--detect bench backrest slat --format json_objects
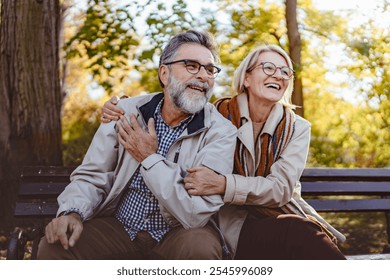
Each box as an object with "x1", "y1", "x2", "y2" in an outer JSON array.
[
  {"x1": 305, "y1": 198, "x2": 390, "y2": 212},
  {"x1": 302, "y1": 168, "x2": 390, "y2": 181},
  {"x1": 18, "y1": 182, "x2": 69, "y2": 197},
  {"x1": 301, "y1": 181, "x2": 390, "y2": 195},
  {"x1": 14, "y1": 202, "x2": 59, "y2": 216},
  {"x1": 14, "y1": 167, "x2": 390, "y2": 217},
  {"x1": 20, "y1": 166, "x2": 75, "y2": 177}
]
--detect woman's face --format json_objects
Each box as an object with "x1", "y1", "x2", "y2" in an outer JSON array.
[{"x1": 244, "y1": 51, "x2": 290, "y2": 105}]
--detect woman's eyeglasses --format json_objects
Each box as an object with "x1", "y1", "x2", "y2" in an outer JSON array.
[{"x1": 251, "y1": 62, "x2": 294, "y2": 80}]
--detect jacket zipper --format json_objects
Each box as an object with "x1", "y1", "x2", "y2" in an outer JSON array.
[{"x1": 168, "y1": 126, "x2": 208, "y2": 164}]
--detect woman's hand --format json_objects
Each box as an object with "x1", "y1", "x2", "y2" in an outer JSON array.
[
  {"x1": 184, "y1": 166, "x2": 226, "y2": 196},
  {"x1": 101, "y1": 96, "x2": 125, "y2": 123}
]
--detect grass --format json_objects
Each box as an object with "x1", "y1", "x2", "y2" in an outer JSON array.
[{"x1": 321, "y1": 212, "x2": 389, "y2": 255}]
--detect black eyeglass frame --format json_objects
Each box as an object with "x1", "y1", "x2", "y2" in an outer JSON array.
[
  {"x1": 164, "y1": 59, "x2": 221, "y2": 79},
  {"x1": 251, "y1": 61, "x2": 294, "y2": 80}
]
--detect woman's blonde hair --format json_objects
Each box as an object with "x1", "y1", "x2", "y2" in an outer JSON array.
[{"x1": 233, "y1": 45, "x2": 296, "y2": 109}]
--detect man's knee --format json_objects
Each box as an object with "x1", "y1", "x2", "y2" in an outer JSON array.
[
  {"x1": 37, "y1": 236, "x2": 73, "y2": 260},
  {"x1": 153, "y1": 226, "x2": 222, "y2": 260},
  {"x1": 181, "y1": 228, "x2": 222, "y2": 259}
]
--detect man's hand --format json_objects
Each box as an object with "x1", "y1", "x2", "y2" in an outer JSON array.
[
  {"x1": 184, "y1": 166, "x2": 227, "y2": 196},
  {"x1": 101, "y1": 96, "x2": 124, "y2": 123},
  {"x1": 117, "y1": 114, "x2": 158, "y2": 162},
  {"x1": 45, "y1": 212, "x2": 83, "y2": 250}
]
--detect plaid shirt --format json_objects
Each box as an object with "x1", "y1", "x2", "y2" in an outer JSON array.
[{"x1": 115, "y1": 99, "x2": 192, "y2": 241}]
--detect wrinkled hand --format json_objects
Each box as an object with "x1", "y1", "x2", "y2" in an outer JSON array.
[
  {"x1": 184, "y1": 166, "x2": 226, "y2": 196},
  {"x1": 101, "y1": 96, "x2": 124, "y2": 123},
  {"x1": 117, "y1": 114, "x2": 158, "y2": 162},
  {"x1": 45, "y1": 212, "x2": 83, "y2": 250}
]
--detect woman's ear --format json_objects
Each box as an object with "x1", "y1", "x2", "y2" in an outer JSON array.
[
  {"x1": 244, "y1": 74, "x2": 250, "y2": 89},
  {"x1": 159, "y1": 65, "x2": 169, "y2": 87}
]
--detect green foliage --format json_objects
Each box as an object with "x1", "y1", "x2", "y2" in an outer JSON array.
[
  {"x1": 218, "y1": 1, "x2": 286, "y2": 64},
  {"x1": 64, "y1": 0, "x2": 140, "y2": 93},
  {"x1": 135, "y1": 0, "x2": 199, "y2": 92},
  {"x1": 62, "y1": 90, "x2": 101, "y2": 166},
  {"x1": 337, "y1": 4, "x2": 390, "y2": 167},
  {"x1": 138, "y1": 68, "x2": 161, "y2": 93},
  {"x1": 322, "y1": 212, "x2": 388, "y2": 255},
  {"x1": 62, "y1": 0, "x2": 389, "y2": 169}
]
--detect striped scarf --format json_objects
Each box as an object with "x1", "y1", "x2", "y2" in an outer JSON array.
[
  {"x1": 214, "y1": 95, "x2": 296, "y2": 217},
  {"x1": 214, "y1": 95, "x2": 296, "y2": 178}
]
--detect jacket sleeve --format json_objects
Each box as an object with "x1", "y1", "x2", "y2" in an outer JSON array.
[
  {"x1": 141, "y1": 119, "x2": 237, "y2": 229},
  {"x1": 223, "y1": 118, "x2": 311, "y2": 207},
  {"x1": 57, "y1": 121, "x2": 119, "y2": 220}
]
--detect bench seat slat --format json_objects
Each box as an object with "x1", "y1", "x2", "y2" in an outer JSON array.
[{"x1": 305, "y1": 198, "x2": 390, "y2": 212}]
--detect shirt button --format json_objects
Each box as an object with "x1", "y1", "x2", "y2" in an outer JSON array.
[{"x1": 144, "y1": 218, "x2": 149, "y2": 224}]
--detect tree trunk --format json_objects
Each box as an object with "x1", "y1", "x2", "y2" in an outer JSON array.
[
  {"x1": 0, "y1": 0, "x2": 62, "y2": 232},
  {"x1": 285, "y1": 0, "x2": 304, "y2": 117}
]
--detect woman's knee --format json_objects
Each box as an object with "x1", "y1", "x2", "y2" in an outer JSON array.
[{"x1": 278, "y1": 215, "x2": 320, "y2": 233}]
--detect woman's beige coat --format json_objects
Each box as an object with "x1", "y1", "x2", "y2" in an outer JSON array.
[{"x1": 218, "y1": 93, "x2": 346, "y2": 257}]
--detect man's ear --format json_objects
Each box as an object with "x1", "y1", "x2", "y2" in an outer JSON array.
[{"x1": 159, "y1": 65, "x2": 169, "y2": 87}]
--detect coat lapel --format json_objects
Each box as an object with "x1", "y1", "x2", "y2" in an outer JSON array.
[{"x1": 236, "y1": 93, "x2": 256, "y2": 170}]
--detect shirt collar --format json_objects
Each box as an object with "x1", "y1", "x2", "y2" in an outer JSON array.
[
  {"x1": 138, "y1": 92, "x2": 206, "y2": 133},
  {"x1": 153, "y1": 98, "x2": 194, "y2": 129}
]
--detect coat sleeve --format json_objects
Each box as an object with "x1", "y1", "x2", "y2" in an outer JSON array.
[
  {"x1": 141, "y1": 118, "x2": 237, "y2": 229},
  {"x1": 57, "y1": 121, "x2": 119, "y2": 220},
  {"x1": 224, "y1": 118, "x2": 311, "y2": 207}
]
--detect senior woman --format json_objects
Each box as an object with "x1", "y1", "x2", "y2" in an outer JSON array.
[{"x1": 101, "y1": 44, "x2": 346, "y2": 260}]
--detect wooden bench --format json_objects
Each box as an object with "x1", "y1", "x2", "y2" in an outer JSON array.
[
  {"x1": 6, "y1": 166, "x2": 74, "y2": 260},
  {"x1": 6, "y1": 166, "x2": 390, "y2": 259},
  {"x1": 300, "y1": 168, "x2": 390, "y2": 259}
]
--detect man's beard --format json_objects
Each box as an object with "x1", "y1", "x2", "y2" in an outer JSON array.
[{"x1": 167, "y1": 75, "x2": 212, "y2": 114}]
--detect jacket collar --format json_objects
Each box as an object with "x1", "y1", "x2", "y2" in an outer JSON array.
[
  {"x1": 237, "y1": 92, "x2": 284, "y2": 137},
  {"x1": 138, "y1": 92, "x2": 206, "y2": 134}
]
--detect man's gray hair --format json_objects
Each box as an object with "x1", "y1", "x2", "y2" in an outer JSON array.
[{"x1": 158, "y1": 30, "x2": 219, "y2": 88}]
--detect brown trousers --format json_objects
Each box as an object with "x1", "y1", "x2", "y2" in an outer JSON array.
[
  {"x1": 235, "y1": 213, "x2": 346, "y2": 260},
  {"x1": 37, "y1": 217, "x2": 221, "y2": 260}
]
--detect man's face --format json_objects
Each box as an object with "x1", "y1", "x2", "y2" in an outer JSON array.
[{"x1": 162, "y1": 44, "x2": 217, "y2": 114}]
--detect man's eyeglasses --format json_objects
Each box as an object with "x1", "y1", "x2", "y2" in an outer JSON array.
[
  {"x1": 164, "y1": 59, "x2": 221, "y2": 79},
  {"x1": 252, "y1": 62, "x2": 294, "y2": 80}
]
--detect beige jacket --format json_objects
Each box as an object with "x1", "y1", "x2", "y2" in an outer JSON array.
[
  {"x1": 57, "y1": 92, "x2": 237, "y2": 229},
  {"x1": 217, "y1": 93, "x2": 346, "y2": 257}
]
